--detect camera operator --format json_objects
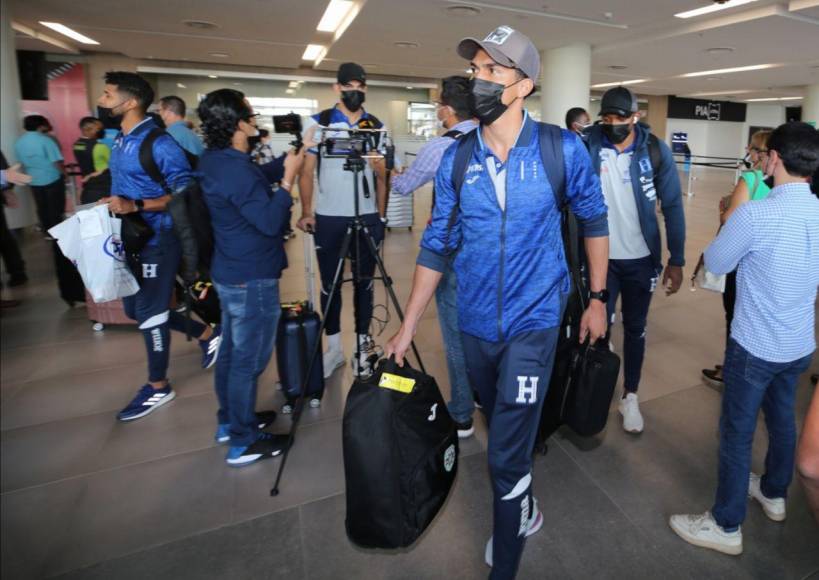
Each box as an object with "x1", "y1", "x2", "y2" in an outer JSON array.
[
  {"x1": 298, "y1": 62, "x2": 388, "y2": 378},
  {"x1": 197, "y1": 89, "x2": 306, "y2": 466}
]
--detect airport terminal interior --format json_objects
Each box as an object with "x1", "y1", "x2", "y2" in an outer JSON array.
[{"x1": 1, "y1": 0, "x2": 818, "y2": 579}]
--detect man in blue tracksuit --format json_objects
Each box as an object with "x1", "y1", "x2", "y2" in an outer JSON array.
[
  {"x1": 387, "y1": 26, "x2": 610, "y2": 579},
  {"x1": 586, "y1": 87, "x2": 686, "y2": 434},
  {"x1": 97, "y1": 72, "x2": 222, "y2": 422}
]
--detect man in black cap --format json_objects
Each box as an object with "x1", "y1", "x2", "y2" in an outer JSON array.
[
  {"x1": 585, "y1": 86, "x2": 686, "y2": 434},
  {"x1": 387, "y1": 25, "x2": 610, "y2": 579},
  {"x1": 297, "y1": 62, "x2": 388, "y2": 382}
]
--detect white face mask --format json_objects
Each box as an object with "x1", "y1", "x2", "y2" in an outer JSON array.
[{"x1": 245, "y1": 125, "x2": 260, "y2": 138}]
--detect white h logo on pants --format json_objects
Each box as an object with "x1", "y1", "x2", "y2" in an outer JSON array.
[
  {"x1": 515, "y1": 376, "x2": 539, "y2": 404},
  {"x1": 142, "y1": 263, "x2": 158, "y2": 279}
]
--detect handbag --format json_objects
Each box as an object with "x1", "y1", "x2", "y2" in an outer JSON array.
[{"x1": 561, "y1": 341, "x2": 621, "y2": 437}]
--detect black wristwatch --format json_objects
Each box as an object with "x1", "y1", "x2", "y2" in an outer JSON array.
[
  {"x1": 589, "y1": 289, "x2": 609, "y2": 303},
  {"x1": 134, "y1": 199, "x2": 145, "y2": 210}
]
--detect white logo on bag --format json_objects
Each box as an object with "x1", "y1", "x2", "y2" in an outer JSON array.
[
  {"x1": 142, "y1": 263, "x2": 158, "y2": 279},
  {"x1": 515, "y1": 376, "x2": 539, "y2": 404},
  {"x1": 518, "y1": 496, "x2": 530, "y2": 537},
  {"x1": 444, "y1": 444, "x2": 456, "y2": 473},
  {"x1": 428, "y1": 403, "x2": 438, "y2": 422}
]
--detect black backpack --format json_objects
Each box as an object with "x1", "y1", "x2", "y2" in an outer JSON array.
[
  {"x1": 139, "y1": 128, "x2": 213, "y2": 283},
  {"x1": 343, "y1": 358, "x2": 458, "y2": 549}
]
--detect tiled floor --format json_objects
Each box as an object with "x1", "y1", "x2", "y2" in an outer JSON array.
[{"x1": 2, "y1": 168, "x2": 818, "y2": 580}]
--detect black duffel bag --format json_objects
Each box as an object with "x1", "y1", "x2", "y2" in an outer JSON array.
[
  {"x1": 343, "y1": 357, "x2": 459, "y2": 549},
  {"x1": 559, "y1": 341, "x2": 620, "y2": 437}
]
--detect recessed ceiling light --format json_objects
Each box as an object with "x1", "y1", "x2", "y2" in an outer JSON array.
[
  {"x1": 705, "y1": 47, "x2": 735, "y2": 55},
  {"x1": 394, "y1": 41, "x2": 420, "y2": 49},
  {"x1": 209, "y1": 52, "x2": 229, "y2": 58},
  {"x1": 406, "y1": 86, "x2": 414, "y2": 90},
  {"x1": 303, "y1": 44, "x2": 326, "y2": 61},
  {"x1": 681, "y1": 64, "x2": 774, "y2": 78},
  {"x1": 286, "y1": 89, "x2": 295, "y2": 94},
  {"x1": 182, "y1": 20, "x2": 219, "y2": 30},
  {"x1": 232, "y1": 82, "x2": 242, "y2": 86},
  {"x1": 608, "y1": 65, "x2": 628, "y2": 70},
  {"x1": 675, "y1": 0, "x2": 758, "y2": 19},
  {"x1": 176, "y1": 83, "x2": 186, "y2": 88},
  {"x1": 445, "y1": 5, "x2": 482, "y2": 16},
  {"x1": 208, "y1": 74, "x2": 218, "y2": 79},
  {"x1": 317, "y1": 0, "x2": 355, "y2": 32},
  {"x1": 705, "y1": 77, "x2": 723, "y2": 81},
  {"x1": 39, "y1": 22, "x2": 99, "y2": 45},
  {"x1": 746, "y1": 96, "x2": 803, "y2": 102},
  {"x1": 591, "y1": 79, "x2": 648, "y2": 88},
  {"x1": 288, "y1": 81, "x2": 300, "y2": 88}
]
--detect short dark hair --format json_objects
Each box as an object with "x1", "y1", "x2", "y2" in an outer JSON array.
[
  {"x1": 104, "y1": 71, "x2": 154, "y2": 112},
  {"x1": 79, "y1": 116, "x2": 100, "y2": 129},
  {"x1": 258, "y1": 128, "x2": 269, "y2": 138},
  {"x1": 159, "y1": 95, "x2": 186, "y2": 118},
  {"x1": 197, "y1": 88, "x2": 253, "y2": 150},
  {"x1": 440, "y1": 76, "x2": 472, "y2": 121},
  {"x1": 23, "y1": 115, "x2": 50, "y2": 132},
  {"x1": 767, "y1": 122, "x2": 819, "y2": 178},
  {"x1": 565, "y1": 107, "x2": 588, "y2": 130}
]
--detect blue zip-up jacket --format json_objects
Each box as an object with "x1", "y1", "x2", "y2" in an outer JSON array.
[
  {"x1": 418, "y1": 114, "x2": 609, "y2": 343},
  {"x1": 586, "y1": 123, "x2": 685, "y2": 271},
  {"x1": 199, "y1": 148, "x2": 292, "y2": 285},
  {"x1": 110, "y1": 117, "x2": 192, "y2": 244}
]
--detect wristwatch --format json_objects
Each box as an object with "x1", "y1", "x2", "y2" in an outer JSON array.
[
  {"x1": 589, "y1": 289, "x2": 609, "y2": 303},
  {"x1": 134, "y1": 199, "x2": 145, "y2": 210}
]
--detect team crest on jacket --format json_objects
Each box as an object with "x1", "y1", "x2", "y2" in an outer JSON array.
[{"x1": 444, "y1": 444, "x2": 456, "y2": 472}]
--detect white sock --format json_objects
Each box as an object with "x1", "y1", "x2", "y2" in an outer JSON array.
[{"x1": 327, "y1": 332, "x2": 342, "y2": 354}]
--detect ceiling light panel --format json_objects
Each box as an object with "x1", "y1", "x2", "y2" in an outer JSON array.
[
  {"x1": 675, "y1": 0, "x2": 758, "y2": 19},
  {"x1": 591, "y1": 79, "x2": 648, "y2": 88},
  {"x1": 39, "y1": 22, "x2": 99, "y2": 45},
  {"x1": 681, "y1": 64, "x2": 775, "y2": 77},
  {"x1": 317, "y1": 0, "x2": 355, "y2": 32},
  {"x1": 302, "y1": 44, "x2": 326, "y2": 60}
]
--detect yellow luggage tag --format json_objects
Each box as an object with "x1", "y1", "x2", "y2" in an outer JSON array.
[{"x1": 378, "y1": 372, "x2": 415, "y2": 394}]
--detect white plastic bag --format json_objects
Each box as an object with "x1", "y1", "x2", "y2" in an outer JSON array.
[
  {"x1": 48, "y1": 205, "x2": 140, "y2": 302},
  {"x1": 690, "y1": 253, "x2": 726, "y2": 293}
]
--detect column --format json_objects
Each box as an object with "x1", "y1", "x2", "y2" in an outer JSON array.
[
  {"x1": 540, "y1": 43, "x2": 591, "y2": 128},
  {"x1": 802, "y1": 82, "x2": 819, "y2": 127},
  {"x1": 0, "y1": 0, "x2": 36, "y2": 228},
  {"x1": 645, "y1": 95, "x2": 669, "y2": 141}
]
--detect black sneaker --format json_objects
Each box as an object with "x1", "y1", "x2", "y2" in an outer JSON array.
[
  {"x1": 702, "y1": 368, "x2": 725, "y2": 387},
  {"x1": 455, "y1": 418, "x2": 474, "y2": 439},
  {"x1": 226, "y1": 432, "x2": 291, "y2": 467}
]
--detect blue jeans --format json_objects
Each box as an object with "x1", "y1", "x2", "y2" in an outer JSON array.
[
  {"x1": 213, "y1": 279, "x2": 281, "y2": 447},
  {"x1": 435, "y1": 260, "x2": 473, "y2": 424},
  {"x1": 606, "y1": 256, "x2": 660, "y2": 393},
  {"x1": 712, "y1": 339, "x2": 814, "y2": 531}
]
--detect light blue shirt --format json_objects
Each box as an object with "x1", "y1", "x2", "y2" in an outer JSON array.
[
  {"x1": 166, "y1": 121, "x2": 204, "y2": 156},
  {"x1": 705, "y1": 182, "x2": 819, "y2": 362},
  {"x1": 14, "y1": 132, "x2": 63, "y2": 186}
]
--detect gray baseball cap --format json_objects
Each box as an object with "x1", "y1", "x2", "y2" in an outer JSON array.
[{"x1": 457, "y1": 25, "x2": 540, "y2": 82}]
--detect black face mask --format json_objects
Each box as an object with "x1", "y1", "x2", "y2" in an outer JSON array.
[
  {"x1": 469, "y1": 78, "x2": 521, "y2": 126},
  {"x1": 602, "y1": 122, "x2": 632, "y2": 144},
  {"x1": 341, "y1": 90, "x2": 366, "y2": 113}
]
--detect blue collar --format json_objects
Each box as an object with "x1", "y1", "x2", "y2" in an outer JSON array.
[
  {"x1": 476, "y1": 110, "x2": 533, "y2": 158},
  {"x1": 122, "y1": 117, "x2": 155, "y2": 138}
]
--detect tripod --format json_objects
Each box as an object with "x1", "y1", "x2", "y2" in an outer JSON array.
[{"x1": 271, "y1": 148, "x2": 425, "y2": 496}]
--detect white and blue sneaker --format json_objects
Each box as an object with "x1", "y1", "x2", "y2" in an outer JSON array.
[
  {"x1": 200, "y1": 326, "x2": 222, "y2": 369},
  {"x1": 117, "y1": 384, "x2": 176, "y2": 422},
  {"x1": 226, "y1": 432, "x2": 290, "y2": 467},
  {"x1": 215, "y1": 410, "x2": 279, "y2": 444}
]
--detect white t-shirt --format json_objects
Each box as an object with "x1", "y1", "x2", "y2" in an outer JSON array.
[{"x1": 598, "y1": 147, "x2": 651, "y2": 260}]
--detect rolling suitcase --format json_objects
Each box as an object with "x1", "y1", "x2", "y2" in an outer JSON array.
[
  {"x1": 276, "y1": 232, "x2": 324, "y2": 413},
  {"x1": 385, "y1": 188, "x2": 414, "y2": 230},
  {"x1": 85, "y1": 291, "x2": 134, "y2": 331}
]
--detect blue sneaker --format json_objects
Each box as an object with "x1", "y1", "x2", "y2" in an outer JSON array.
[
  {"x1": 226, "y1": 432, "x2": 291, "y2": 467},
  {"x1": 214, "y1": 410, "x2": 278, "y2": 444},
  {"x1": 117, "y1": 384, "x2": 176, "y2": 422},
  {"x1": 200, "y1": 325, "x2": 222, "y2": 369}
]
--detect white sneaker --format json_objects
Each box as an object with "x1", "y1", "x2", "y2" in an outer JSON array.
[
  {"x1": 485, "y1": 498, "x2": 544, "y2": 568},
  {"x1": 323, "y1": 348, "x2": 345, "y2": 379},
  {"x1": 669, "y1": 511, "x2": 742, "y2": 556},
  {"x1": 351, "y1": 335, "x2": 383, "y2": 379},
  {"x1": 619, "y1": 392, "x2": 644, "y2": 434},
  {"x1": 748, "y1": 472, "x2": 786, "y2": 522}
]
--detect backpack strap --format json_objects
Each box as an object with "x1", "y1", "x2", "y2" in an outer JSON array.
[
  {"x1": 443, "y1": 129, "x2": 463, "y2": 140},
  {"x1": 139, "y1": 128, "x2": 172, "y2": 194},
  {"x1": 536, "y1": 123, "x2": 566, "y2": 208},
  {"x1": 647, "y1": 133, "x2": 662, "y2": 179}
]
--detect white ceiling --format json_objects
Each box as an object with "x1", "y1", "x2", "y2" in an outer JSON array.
[{"x1": 9, "y1": 0, "x2": 819, "y2": 101}]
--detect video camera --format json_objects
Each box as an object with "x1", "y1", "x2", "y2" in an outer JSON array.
[
  {"x1": 316, "y1": 126, "x2": 395, "y2": 170},
  {"x1": 273, "y1": 113, "x2": 304, "y2": 153}
]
